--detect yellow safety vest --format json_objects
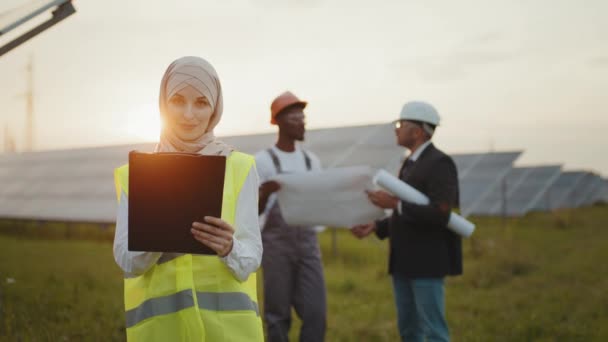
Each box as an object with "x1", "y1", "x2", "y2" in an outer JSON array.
[{"x1": 114, "y1": 151, "x2": 264, "y2": 342}]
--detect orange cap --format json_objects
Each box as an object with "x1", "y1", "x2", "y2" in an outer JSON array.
[{"x1": 270, "y1": 91, "x2": 307, "y2": 125}]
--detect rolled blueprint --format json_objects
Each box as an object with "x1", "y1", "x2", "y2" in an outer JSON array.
[{"x1": 373, "y1": 169, "x2": 475, "y2": 237}]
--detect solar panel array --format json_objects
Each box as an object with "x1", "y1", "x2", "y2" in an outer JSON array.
[
  {"x1": 468, "y1": 167, "x2": 529, "y2": 216},
  {"x1": 582, "y1": 175, "x2": 605, "y2": 206},
  {"x1": 457, "y1": 152, "x2": 522, "y2": 217},
  {"x1": 469, "y1": 166, "x2": 562, "y2": 216},
  {"x1": 596, "y1": 178, "x2": 608, "y2": 203},
  {"x1": 0, "y1": 124, "x2": 604, "y2": 223},
  {"x1": 0, "y1": 143, "x2": 152, "y2": 222},
  {"x1": 533, "y1": 172, "x2": 586, "y2": 211},
  {"x1": 562, "y1": 173, "x2": 603, "y2": 209}
]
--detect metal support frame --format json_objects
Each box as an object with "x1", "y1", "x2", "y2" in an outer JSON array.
[{"x1": 0, "y1": 0, "x2": 76, "y2": 57}]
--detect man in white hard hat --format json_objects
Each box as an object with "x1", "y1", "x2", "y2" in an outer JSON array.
[{"x1": 352, "y1": 101, "x2": 462, "y2": 342}]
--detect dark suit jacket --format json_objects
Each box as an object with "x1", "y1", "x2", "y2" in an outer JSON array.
[{"x1": 375, "y1": 143, "x2": 463, "y2": 278}]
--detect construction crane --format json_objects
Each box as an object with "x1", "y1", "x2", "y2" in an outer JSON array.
[{"x1": 0, "y1": 0, "x2": 76, "y2": 57}]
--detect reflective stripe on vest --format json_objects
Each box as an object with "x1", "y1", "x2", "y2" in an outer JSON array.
[
  {"x1": 114, "y1": 151, "x2": 264, "y2": 342},
  {"x1": 125, "y1": 290, "x2": 259, "y2": 328}
]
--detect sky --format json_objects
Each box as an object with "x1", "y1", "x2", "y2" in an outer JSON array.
[{"x1": 1, "y1": 0, "x2": 607, "y2": 174}]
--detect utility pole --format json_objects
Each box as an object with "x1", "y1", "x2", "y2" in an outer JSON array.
[
  {"x1": 3, "y1": 124, "x2": 8, "y2": 152},
  {"x1": 25, "y1": 55, "x2": 34, "y2": 151},
  {"x1": 4, "y1": 124, "x2": 16, "y2": 153},
  {"x1": 501, "y1": 175, "x2": 507, "y2": 228}
]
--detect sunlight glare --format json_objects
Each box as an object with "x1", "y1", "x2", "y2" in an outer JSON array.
[{"x1": 125, "y1": 108, "x2": 161, "y2": 142}]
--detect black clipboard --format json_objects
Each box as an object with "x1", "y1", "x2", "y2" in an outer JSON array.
[{"x1": 127, "y1": 151, "x2": 226, "y2": 254}]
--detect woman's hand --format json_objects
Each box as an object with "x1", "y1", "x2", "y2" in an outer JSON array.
[{"x1": 191, "y1": 216, "x2": 234, "y2": 257}]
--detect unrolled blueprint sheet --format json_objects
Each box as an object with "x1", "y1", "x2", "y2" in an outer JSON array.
[{"x1": 273, "y1": 166, "x2": 386, "y2": 227}]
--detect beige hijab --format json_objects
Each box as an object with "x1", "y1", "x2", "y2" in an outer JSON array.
[{"x1": 155, "y1": 56, "x2": 233, "y2": 156}]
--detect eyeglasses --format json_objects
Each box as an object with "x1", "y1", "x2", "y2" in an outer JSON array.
[{"x1": 394, "y1": 120, "x2": 423, "y2": 130}]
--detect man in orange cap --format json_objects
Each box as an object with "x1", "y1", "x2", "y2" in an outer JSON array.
[{"x1": 255, "y1": 91, "x2": 327, "y2": 342}]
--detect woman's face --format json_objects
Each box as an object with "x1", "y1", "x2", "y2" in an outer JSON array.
[{"x1": 165, "y1": 85, "x2": 213, "y2": 141}]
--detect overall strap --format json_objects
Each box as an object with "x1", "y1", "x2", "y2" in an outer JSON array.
[
  {"x1": 266, "y1": 148, "x2": 282, "y2": 174},
  {"x1": 302, "y1": 149, "x2": 312, "y2": 171},
  {"x1": 267, "y1": 147, "x2": 312, "y2": 173}
]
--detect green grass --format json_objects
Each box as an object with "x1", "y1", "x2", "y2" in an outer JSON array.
[{"x1": 1, "y1": 205, "x2": 607, "y2": 341}]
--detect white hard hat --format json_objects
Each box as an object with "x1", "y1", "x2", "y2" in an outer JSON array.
[{"x1": 398, "y1": 101, "x2": 441, "y2": 126}]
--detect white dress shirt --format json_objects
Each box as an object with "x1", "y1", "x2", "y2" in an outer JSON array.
[
  {"x1": 397, "y1": 140, "x2": 432, "y2": 214},
  {"x1": 113, "y1": 166, "x2": 263, "y2": 282},
  {"x1": 407, "y1": 140, "x2": 432, "y2": 162}
]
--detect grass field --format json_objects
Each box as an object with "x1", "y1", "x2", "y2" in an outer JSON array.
[{"x1": 1, "y1": 205, "x2": 607, "y2": 341}]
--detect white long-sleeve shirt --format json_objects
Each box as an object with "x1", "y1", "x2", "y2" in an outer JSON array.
[
  {"x1": 113, "y1": 166, "x2": 263, "y2": 281},
  {"x1": 254, "y1": 145, "x2": 322, "y2": 229}
]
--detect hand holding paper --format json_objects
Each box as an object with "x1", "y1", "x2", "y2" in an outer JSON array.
[
  {"x1": 260, "y1": 180, "x2": 281, "y2": 196},
  {"x1": 366, "y1": 190, "x2": 400, "y2": 209},
  {"x1": 351, "y1": 222, "x2": 377, "y2": 239}
]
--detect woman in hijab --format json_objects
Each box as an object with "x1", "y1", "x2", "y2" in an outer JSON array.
[{"x1": 113, "y1": 56, "x2": 264, "y2": 341}]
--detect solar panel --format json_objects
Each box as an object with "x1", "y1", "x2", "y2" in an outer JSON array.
[
  {"x1": 504, "y1": 166, "x2": 561, "y2": 216},
  {"x1": 468, "y1": 167, "x2": 532, "y2": 216},
  {"x1": 1, "y1": 1, "x2": 46, "y2": 29},
  {"x1": 570, "y1": 173, "x2": 603, "y2": 208},
  {"x1": 467, "y1": 165, "x2": 563, "y2": 216},
  {"x1": 0, "y1": 142, "x2": 153, "y2": 222},
  {"x1": 535, "y1": 173, "x2": 607, "y2": 210},
  {"x1": 582, "y1": 175, "x2": 604, "y2": 206},
  {"x1": 223, "y1": 124, "x2": 403, "y2": 171},
  {"x1": 459, "y1": 152, "x2": 522, "y2": 216},
  {"x1": 539, "y1": 171, "x2": 586, "y2": 210},
  {"x1": 596, "y1": 178, "x2": 608, "y2": 203},
  {"x1": 453, "y1": 154, "x2": 485, "y2": 179}
]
